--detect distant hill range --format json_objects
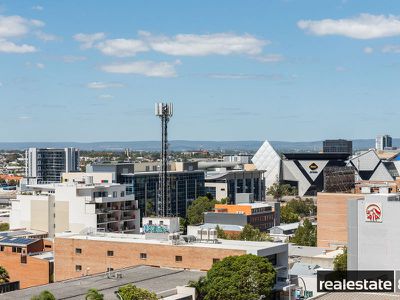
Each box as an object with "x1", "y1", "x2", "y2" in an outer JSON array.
[{"x1": 0, "y1": 139, "x2": 397, "y2": 152}]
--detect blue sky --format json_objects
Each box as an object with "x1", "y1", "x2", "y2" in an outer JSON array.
[{"x1": 0, "y1": 0, "x2": 400, "y2": 142}]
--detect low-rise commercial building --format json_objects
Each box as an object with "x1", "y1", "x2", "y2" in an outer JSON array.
[
  {"x1": 10, "y1": 181, "x2": 140, "y2": 237},
  {"x1": 0, "y1": 230, "x2": 52, "y2": 288},
  {"x1": 0, "y1": 265, "x2": 203, "y2": 300},
  {"x1": 204, "y1": 203, "x2": 276, "y2": 232},
  {"x1": 53, "y1": 231, "x2": 289, "y2": 287}
]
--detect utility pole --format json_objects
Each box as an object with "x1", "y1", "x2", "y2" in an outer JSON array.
[{"x1": 155, "y1": 103, "x2": 173, "y2": 217}]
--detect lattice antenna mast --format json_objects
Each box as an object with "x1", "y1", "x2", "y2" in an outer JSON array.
[{"x1": 155, "y1": 103, "x2": 173, "y2": 217}]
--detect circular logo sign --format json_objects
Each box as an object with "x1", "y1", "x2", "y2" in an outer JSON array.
[{"x1": 366, "y1": 203, "x2": 382, "y2": 222}]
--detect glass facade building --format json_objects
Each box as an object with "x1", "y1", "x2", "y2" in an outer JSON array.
[{"x1": 122, "y1": 171, "x2": 205, "y2": 218}]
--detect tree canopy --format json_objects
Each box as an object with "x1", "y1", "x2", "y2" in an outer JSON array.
[
  {"x1": 333, "y1": 248, "x2": 347, "y2": 272},
  {"x1": 267, "y1": 183, "x2": 296, "y2": 200},
  {"x1": 216, "y1": 224, "x2": 272, "y2": 242},
  {"x1": 0, "y1": 266, "x2": 9, "y2": 283},
  {"x1": 190, "y1": 254, "x2": 276, "y2": 300},
  {"x1": 117, "y1": 284, "x2": 157, "y2": 300},
  {"x1": 187, "y1": 196, "x2": 217, "y2": 225},
  {"x1": 280, "y1": 198, "x2": 316, "y2": 223},
  {"x1": 85, "y1": 288, "x2": 104, "y2": 300},
  {"x1": 31, "y1": 291, "x2": 56, "y2": 300},
  {"x1": 290, "y1": 219, "x2": 317, "y2": 247}
]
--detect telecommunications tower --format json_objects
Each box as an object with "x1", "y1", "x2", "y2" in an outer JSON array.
[{"x1": 155, "y1": 102, "x2": 173, "y2": 217}]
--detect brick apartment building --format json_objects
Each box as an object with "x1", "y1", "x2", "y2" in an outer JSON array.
[
  {"x1": 0, "y1": 231, "x2": 52, "y2": 288},
  {"x1": 54, "y1": 232, "x2": 288, "y2": 284}
]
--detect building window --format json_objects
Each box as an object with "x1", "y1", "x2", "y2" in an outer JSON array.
[
  {"x1": 0, "y1": 246, "x2": 4, "y2": 252},
  {"x1": 140, "y1": 253, "x2": 147, "y2": 260},
  {"x1": 213, "y1": 258, "x2": 220, "y2": 264},
  {"x1": 12, "y1": 247, "x2": 22, "y2": 253},
  {"x1": 107, "y1": 250, "x2": 114, "y2": 257},
  {"x1": 75, "y1": 248, "x2": 82, "y2": 254},
  {"x1": 107, "y1": 267, "x2": 114, "y2": 272},
  {"x1": 120, "y1": 191, "x2": 125, "y2": 197},
  {"x1": 113, "y1": 191, "x2": 117, "y2": 198},
  {"x1": 75, "y1": 265, "x2": 82, "y2": 272},
  {"x1": 175, "y1": 256, "x2": 183, "y2": 262}
]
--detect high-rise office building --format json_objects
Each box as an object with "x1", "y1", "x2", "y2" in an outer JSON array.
[
  {"x1": 375, "y1": 135, "x2": 392, "y2": 151},
  {"x1": 26, "y1": 148, "x2": 80, "y2": 184},
  {"x1": 323, "y1": 139, "x2": 353, "y2": 154}
]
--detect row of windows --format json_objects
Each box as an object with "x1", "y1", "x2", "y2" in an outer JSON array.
[{"x1": 74, "y1": 248, "x2": 221, "y2": 266}]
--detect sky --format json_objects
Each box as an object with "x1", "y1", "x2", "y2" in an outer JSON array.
[{"x1": 0, "y1": 0, "x2": 400, "y2": 142}]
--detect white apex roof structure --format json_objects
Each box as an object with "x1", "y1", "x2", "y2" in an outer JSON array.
[{"x1": 252, "y1": 140, "x2": 281, "y2": 188}]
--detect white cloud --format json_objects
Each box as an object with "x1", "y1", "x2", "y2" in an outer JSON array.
[
  {"x1": 364, "y1": 46, "x2": 374, "y2": 54},
  {"x1": 101, "y1": 60, "x2": 179, "y2": 77},
  {"x1": 98, "y1": 94, "x2": 114, "y2": 99},
  {"x1": 0, "y1": 82, "x2": 2, "y2": 87},
  {"x1": 253, "y1": 54, "x2": 284, "y2": 63},
  {"x1": 382, "y1": 45, "x2": 400, "y2": 53},
  {"x1": 18, "y1": 116, "x2": 31, "y2": 120},
  {"x1": 62, "y1": 55, "x2": 87, "y2": 63},
  {"x1": 298, "y1": 14, "x2": 400, "y2": 39},
  {"x1": 35, "y1": 31, "x2": 58, "y2": 41},
  {"x1": 86, "y1": 82, "x2": 124, "y2": 89},
  {"x1": 32, "y1": 5, "x2": 44, "y2": 11},
  {"x1": 0, "y1": 15, "x2": 43, "y2": 38},
  {"x1": 0, "y1": 15, "x2": 45, "y2": 54},
  {"x1": 96, "y1": 38, "x2": 148, "y2": 57},
  {"x1": 36, "y1": 62, "x2": 44, "y2": 69},
  {"x1": 142, "y1": 32, "x2": 267, "y2": 56},
  {"x1": 74, "y1": 32, "x2": 105, "y2": 49},
  {"x1": 0, "y1": 39, "x2": 36, "y2": 53}
]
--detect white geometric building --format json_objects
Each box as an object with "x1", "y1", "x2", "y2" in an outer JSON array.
[{"x1": 252, "y1": 140, "x2": 281, "y2": 189}]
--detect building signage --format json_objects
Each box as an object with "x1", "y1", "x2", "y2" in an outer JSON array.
[
  {"x1": 298, "y1": 160, "x2": 329, "y2": 182},
  {"x1": 143, "y1": 224, "x2": 169, "y2": 233},
  {"x1": 365, "y1": 203, "x2": 382, "y2": 223}
]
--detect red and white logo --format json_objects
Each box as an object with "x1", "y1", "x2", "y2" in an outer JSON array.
[{"x1": 365, "y1": 203, "x2": 382, "y2": 223}]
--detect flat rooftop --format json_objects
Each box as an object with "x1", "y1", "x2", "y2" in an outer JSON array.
[
  {"x1": 0, "y1": 265, "x2": 204, "y2": 300},
  {"x1": 56, "y1": 232, "x2": 287, "y2": 253}
]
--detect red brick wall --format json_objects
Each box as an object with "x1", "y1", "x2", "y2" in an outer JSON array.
[
  {"x1": 54, "y1": 238, "x2": 246, "y2": 281},
  {"x1": 0, "y1": 249, "x2": 50, "y2": 288}
]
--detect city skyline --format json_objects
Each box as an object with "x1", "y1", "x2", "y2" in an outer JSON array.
[{"x1": 1, "y1": 0, "x2": 400, "y2": 142}]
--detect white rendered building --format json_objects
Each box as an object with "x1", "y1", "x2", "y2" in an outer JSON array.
[{"x1": 10, "y1": 180, "x2": 140, "y2": 237}]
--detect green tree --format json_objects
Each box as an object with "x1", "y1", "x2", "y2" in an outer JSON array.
[
  {"x1": 220, "y1": 197, "x2": 229, "y2": 204},
  {"x1": 285, "y1": 198, "x2": 316, "y2": 217},
  {"x1": 238, "y1": 224, "x2": 272, "y2": 242},
  {"x1": 116, "y1": 284, "x2": 157, "y2": 300},
  {"x1": 0, "y1": 266, "x2": 9, "y2": 283},
  {"x1": 187, "y1": 196, "x2": 217, "y2": 225},
  {"x1": 190, "y1": 254, "x2": 276, "y2": 300},
  {"x1": 267, "y1": 183, "x2": 295, "y2": 201},
  {"x1": 30, "y1": 291, "x2": 56, "y2": 300},
  {"x1": 145, "y1": 200, "x2": 155, "y2": 217},
  {"x1": 215, "y1": 225, "x2": 227, "y2": 239},
  {"x1": 291, "y1": 219, "x2": 317, "y2": 246},
  {"x1": 280, "y1": 205, "x2": 300, "y2": 223},
  {"x1": 333, "y1": 248, "x2": 347, "y2": 272},
  {"x1": 85, "y1": 288, "x2": 104, "y2": 300},
  {"x1": 0, "y1": 223, "x2": 9, "y2": 232}
]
